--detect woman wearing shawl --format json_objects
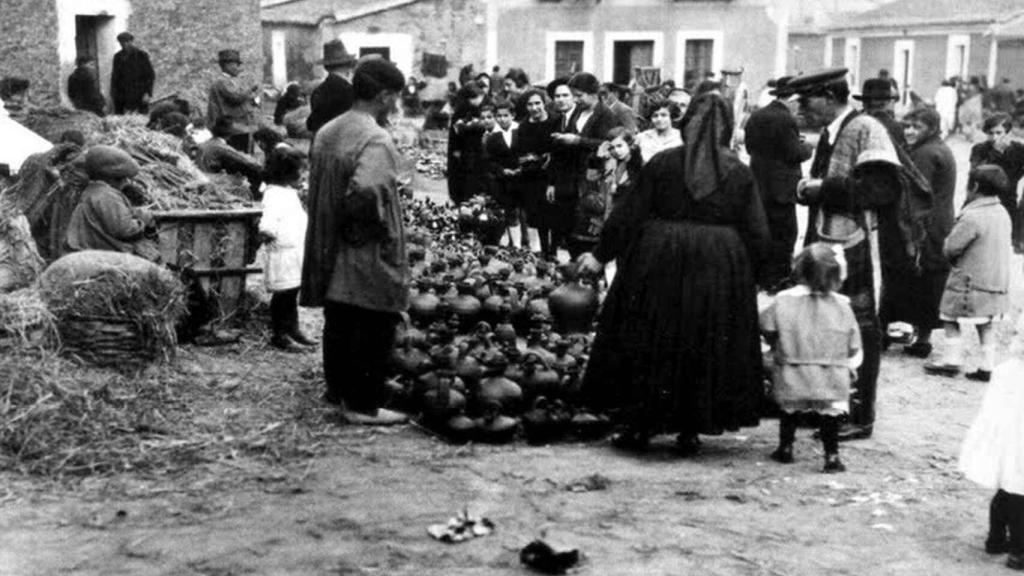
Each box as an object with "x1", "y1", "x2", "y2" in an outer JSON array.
[{"x1": 577, "y1": 92, "x2": 770, "y2": 452}]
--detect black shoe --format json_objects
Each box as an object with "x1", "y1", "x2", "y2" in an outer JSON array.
[
  {"x1": 823, "y1": 454, "x2": 846, "y2": 473},
  {"x1": 966, "y1": 370, "x2": 992, "y2": 382},
  {"x1": 985, "y1": 538, "x2": 1010, "y2": 555},
  {"x1": 675, "y1": 434, "x2": 701, "y2": 457},
  {"x1": 924, "y1": 362, "x2": 961, "y2": 377},
  {"x1": 270, "y1": 334, "x2": 305, "y2": 353},
  {"x1": 770, "y1": 445, "x2": 794, "y2": 464},
  {"x1": 903, "y1": 341, "x2": 933, "y2": 358},
  {"x1": 836, "y1": 424, "x2": 873, "y2": 442},
  {"x1": 1008, "y1": 554, "x2": 1024, "y2": 570}
]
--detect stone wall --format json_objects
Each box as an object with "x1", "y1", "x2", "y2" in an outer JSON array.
[{"x1": 0, "y1": 0, "x2": 61, "y2": 105}]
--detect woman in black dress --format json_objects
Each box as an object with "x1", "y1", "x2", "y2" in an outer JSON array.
[
  {"x1": 578, "y1": 92, "x2": 770, "y2": 452},
  {"x1": 514, "y1": 89, "x2": 556, "y2": 255}
]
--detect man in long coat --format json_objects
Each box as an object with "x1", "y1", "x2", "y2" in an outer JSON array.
[
  {"x1": 110, "y1": 32, "x2": 154, "y2": 114},
  {"x1": 300, "y1": 59, "x2": 409, "y2": 425},
  {"x1": 306, "y1": 40, "x2": 357, "y2": 136},
  {"x1": 743, "y1": 76, "x2": 812, "y2": 288}
]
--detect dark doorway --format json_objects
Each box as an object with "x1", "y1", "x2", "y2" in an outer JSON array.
[
  {"x1": 75, "y1": 15, "x2": 106, "y2": 77},
  {"x1": 612, "y1": 40, "x2": 654, "y2": 85},
  {"x1": 360, "y1": 46, "x2": 391, "y2": 61}
]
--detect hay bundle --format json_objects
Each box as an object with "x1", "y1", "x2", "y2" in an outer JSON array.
[
  {"x1": 39, "y1": 250, "x2": 186, "y2": 368},
  {"x1": 18, "y1": 106, "x2": 103, "y2": 143},
  {"x1": 0, "y1": 194, "x2": 45, "y2": 291},
  {"x1": 0, "y1": 287, "x2": 56, "y2": 348}
]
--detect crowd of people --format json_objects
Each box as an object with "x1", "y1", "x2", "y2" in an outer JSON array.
[{"x1": 5, "y1": 34, "x2": 1024, "y2": 569}]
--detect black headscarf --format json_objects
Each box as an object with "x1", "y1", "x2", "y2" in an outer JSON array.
[{"x1": 680, "y1": 92, "x2": 734, "y2": 200}]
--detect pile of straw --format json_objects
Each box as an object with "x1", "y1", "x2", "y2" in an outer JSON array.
[
  {"x1": 0, "y1": 288, "x2": 56, "y2": 348},
  {"x1": 0, "y1": 193, "x2": 45, "y2": 291},
  {"x1": 39, "y1": 250, "x2": 186, "y2": 368}
]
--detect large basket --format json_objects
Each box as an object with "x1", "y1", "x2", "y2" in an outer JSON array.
[{"x1": 58, "y1": 314, "x2": 176, "y2": 369}]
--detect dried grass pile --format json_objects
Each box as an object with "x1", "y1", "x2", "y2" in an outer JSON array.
[
  {"x1": 0, "y1": 288, "x2": 56, "y2": 348},
  {"x1": 0, "y1": 194, "x2": 45, "y2": 291},
  {"x1": 38, "y1": 250, "x2": 186, "y2": 368}
]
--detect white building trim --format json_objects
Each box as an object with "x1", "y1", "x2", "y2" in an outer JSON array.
[
  {"x1": 893, "y1": 39, "x2": 915, "y2": 107},
  {"x1": 485, "y1": 0, "x2": 499, "y2": 70},
  {"x1": 338, "y1": 32, "x2": 414, "y2": 76},
  {"x1": 271, "y1": 29, "x2": 288, "y2": 89},
  {"x1": 823, "y1": 34, "x2": 834, "y2": 68},
  {"x1": 843, "y1": 37, "x2": 861, "y2": 90},
  {"x1": 544, "y1": 31, "x2": 594, "y2": 82},
  {"x1": 674, "y1": 30, "x2": 724, "y2": 87},
  {"x1": 946, "y1": 34, "x2": 970, "y2": 80},
  {"x1": 988, "y1": 37, "x2": 999, "y2": 87},
  {"x1": 601, "y1": 31, "x2": 664, "y2": 84}
]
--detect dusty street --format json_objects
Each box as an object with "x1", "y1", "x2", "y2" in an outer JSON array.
[{"x1": 3, "y1": 135, "x2": 1024, "y2": 576}]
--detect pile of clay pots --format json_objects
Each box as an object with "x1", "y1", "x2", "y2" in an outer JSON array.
[{"x1": 391, "y1": 198, "x2": 611, "y2": 444}]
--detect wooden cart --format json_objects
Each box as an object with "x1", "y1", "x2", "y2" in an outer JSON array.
[{"x1": 152, "y1": 208, "x2": 262, "y2": 318}]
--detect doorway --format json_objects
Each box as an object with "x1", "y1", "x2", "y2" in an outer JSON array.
[
  {"x1": 612, "y1": 40, "x2": 654, "y2": 85},
  {"x1": 75, "y1": 16, "x2": 107, "y2": 77}
]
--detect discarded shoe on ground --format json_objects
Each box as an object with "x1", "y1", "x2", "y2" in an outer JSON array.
[{"x1": 520, "y1": 539, "x2": 580, "y2": 574}]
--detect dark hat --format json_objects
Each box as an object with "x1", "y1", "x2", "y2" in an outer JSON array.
[
  {"x1": 116, "y1": 31, "x2": 134, "y2": 43},
  {"x1": 84, "y1": 145, "x2": 140, "y2": 180},
  {"x1": 567, "y1": 72, "x2": 600, "y2": 95},
  {"x1": 319, "y1": 39, "x2": 356, "y2": 68},
  {"x1": 352, "y1": 58, "x2": 406, "y2": 100},
  {"x1": 786, "y1": 67, "x2": 848, "y2": 96},
  {"x1": 854, "y1": 78, "x2": 899, "y2": 101},
  {"x1": 769, "y1": 75, "x2": 796, "y2": 97},
  {"x1": 546, "y1": 77, "x2": 570, "y2": 100},
  {"x1": 217, "y1": 49, "x2": 242, "y2": 65}
]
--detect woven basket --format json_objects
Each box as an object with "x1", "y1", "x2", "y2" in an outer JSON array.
[{"x1": 58, "y1": 314, "x2": 176, "y2": 369}]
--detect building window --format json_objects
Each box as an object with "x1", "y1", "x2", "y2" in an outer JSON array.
[
  {"x1": 675, "y1": 31, "x2": 722, "y2": 90},
  {"x1": 844, "y1": 37, "x2": 861, "y2": 90},
  {"x1": 545, "y1": 32, "x2": 593, "y2": 81},
  {"x1": 554, "y1": 41, "x2": 584, "y2": 78},
  {"x1": 338, "y1": 33, "x2": 413, "y2": 74},
  {"x1": 947, "y1": 34, "x2": 970, "y2": 80},
  {"x1": 603, "y1": 31, "x2": 664, "y2": 86}
]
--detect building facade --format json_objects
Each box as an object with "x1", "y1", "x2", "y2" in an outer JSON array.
[{"x1": 0, "y1": 0, "x2": 263, "y2": 110}]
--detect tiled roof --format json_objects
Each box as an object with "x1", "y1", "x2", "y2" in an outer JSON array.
[
  {"x1": 261, "y1": 0, "x2": 421, "y2": 25},
  {"x1": 830, "y1": 0, "x2": 1024, "y2": 30}
]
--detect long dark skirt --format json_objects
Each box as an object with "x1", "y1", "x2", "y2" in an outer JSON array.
[
  {"x1": 581, "y1": 219, "x2": 762, "y2": 436},
  {"x1": 879, "y1": 266, "x2": 949, "y2": 331}
]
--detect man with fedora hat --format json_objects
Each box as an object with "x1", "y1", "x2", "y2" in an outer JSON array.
[
  {"x1": 110, "y1": 31, "x2": 154, "y2": 115},
  {"x1": 744, "y1": 75, "x2": 813, "y2": 288},
  {"x1": 306, "y1": 39, "x2": 357, "y2": 135},
  {"x1": 207, "y1": 49, "x2": 260, "y2": 153},
  {"x1": 855, "y1": 77, "x2": 907, "y2": 149}
]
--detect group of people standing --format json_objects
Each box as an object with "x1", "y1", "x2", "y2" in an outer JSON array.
[{"x1": 67, "y1": 32, "x2": 154, "y2": 117}]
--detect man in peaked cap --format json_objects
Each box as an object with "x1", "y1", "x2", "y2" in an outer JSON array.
[
  {"x1": 306, "y1": 39, "x2": 358, "y2": 136},
  {"x1": 111, "y1": 31, "x2": 155, "y2": 114},
  {"x1": 743, "y1": 75, "x2": 813, "y2": 289},
  {"x1": 795, "y1": 68, "x2": 920, "y2": 441},
  {"x1": 207, "y1": 49, "x2": 260, "y2": 153}
]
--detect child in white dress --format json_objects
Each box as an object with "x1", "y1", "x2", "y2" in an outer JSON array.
[
  {"x1": 760, "y1": 243, "x2": 862, "y2": 473},
  {"x1": 959, "y1": 317, "x2": 1024, "y2": 569},
  {"x1": 258, "y1": 145, "x2": 313, "y2": 352}
]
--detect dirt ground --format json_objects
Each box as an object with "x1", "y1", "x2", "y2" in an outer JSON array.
[{"x1": 3, "y1": 135, "x2": 1024, "y2": 576}]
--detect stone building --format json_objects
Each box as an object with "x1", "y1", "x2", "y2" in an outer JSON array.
[
  {"x1": 263, "y1": 0, "x2": 790, "y2": 97},
  {"x1": 0, "y1": 0, "x2": 263, "y2": 110}
]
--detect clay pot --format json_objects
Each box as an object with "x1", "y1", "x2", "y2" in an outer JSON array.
[
  {"x1": 390, "y1": 341, "x2": 432, "y2": 377},
  {"x1": 420, "y1": 372, "x2": 467, "y2": 421},
  {"x1": 548, "y1": 265, "x2": 599, "y2": 335},
  {"x1": 475, "y1": 402, "x2": 519, "y2": 444},
  {"x1": 570, "y1": 411, "x2": 611, "y2": 441},
  {"x1": 522, "y1": 397, "x2": 571, "y2": 445},
  {"x1": 519, "y1": 353, "x2": 561, "y2": 401},
  {"x1": 455, "y1": 353, "x2": 485, "y2": 386},
  {"x1": 451, "y1": 280, "x2": 482, "y2": 332},
  {"x1": 493, "y1": 307, "x2": 517, "y2": 348},
  {"x1": 409, "y1": 280, "x2": 441, "y2": 326},
  {"x1": 550, "y1": 340, "x2": 579, "y2": 375},
  {"x1": 476, "y1": 355, "x2": 523, "y2": 414},
  {"x1": 441, "y1": 414, "x2": 477, "y2": 444}
]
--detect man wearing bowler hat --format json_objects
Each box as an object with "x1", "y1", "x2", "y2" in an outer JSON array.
[
  {"x1": 207, "y1": 49, "x2": 260, "y2": 153},
  {"x1": 744, "y1": 75, "x2": 814, "y2": 289},
  {"x1": 110, "y1": 31, "x2": 155, "y2": 114},
  {"x1": 792, "y1": 68, "x2": 910, "y2": 441},
  {"x1": 306, "y1": 39, "x2": 357, "y2": 135}
]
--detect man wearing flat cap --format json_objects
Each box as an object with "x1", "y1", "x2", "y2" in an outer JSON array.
[
  {"x1": 794, "y1": 69, "x2": 925, "y2": 441},
  {"x1": 744, "y1": 76, "x2": 813, "y2": 288},
  {"x1": 306, "y1": 39, "x2": 357, "y2": 136},
  {"x1": 64, "y1": 145, "x2": 157, "y2": 259},
  {"x1": 111, "y1": 31, "x2": 155, "y2": 114},
  {"x1": 301, "y1": 58, "x2": 410, "y2": 425},
  {"x1": 207, "y1": 49, "x2": 260, "y2": 153}
]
